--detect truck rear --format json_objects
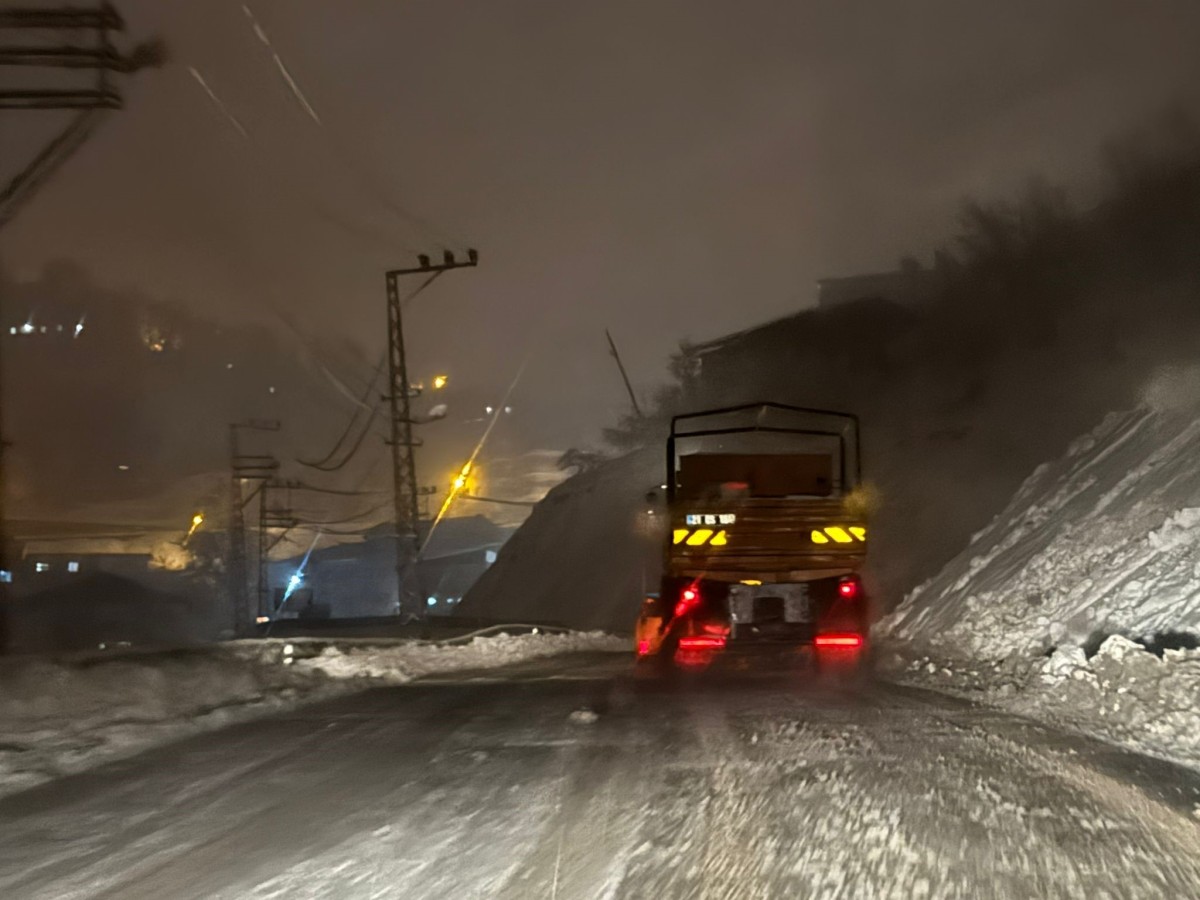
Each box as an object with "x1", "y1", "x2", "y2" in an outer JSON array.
[{"x1": 636, "y1": 402, "x2": 870, "y2": 671}]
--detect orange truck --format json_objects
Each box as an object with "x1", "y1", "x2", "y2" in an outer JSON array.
[{"x1": 636, "y1": 403, "x2": 870, "y2": 670}]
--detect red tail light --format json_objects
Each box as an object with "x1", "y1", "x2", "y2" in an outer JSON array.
[
  {"x1": 636, "y1": 639, "x2": 650, "y2": 656},
  {"x1": 678, "y1": 635, "x2": 726, "y2": 651},
  {"x1": 674, "y1": 585, "x2": 700, "y2": 618},
  {"x1": 837, "y1": 575, "x2": 860, "y2": 600},
  {"x1": 814, "y1": 633, "x2": 863, "y2": 649}
]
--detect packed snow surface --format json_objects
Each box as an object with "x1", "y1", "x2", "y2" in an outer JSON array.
[
  {"x1": 6, "y1": 658, "x2": 1200, "y2": 899},
  {"x1": 881, "y1": 370, "x2": 1200, "y2": 659},
  {"x1": 0, "y1": 630, "x2": 624, "y2": 798}
]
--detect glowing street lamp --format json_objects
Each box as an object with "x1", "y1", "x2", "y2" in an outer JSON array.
[
  {"x1": 183, "y1": 512, "x2": 205, "y2": 545},
  {"x1": 432, "y1": 374, "x2": 448, "y2": 390}
]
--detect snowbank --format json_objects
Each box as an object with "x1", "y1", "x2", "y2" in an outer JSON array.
[
  {"x1": 883, "y1": 635, "x2": 1200, "y2": 770},
  {"x1": 877, "y1": 367, "x2": 1200, "y2": 768},
  {"x1": 0, "y1": 631, "x2": 623, "y2": 799},
  {"x1": 880, "y1": 369, "x2": 1200, "y2": 659},
  {"x1": 460, "y1": 448, "x2": 664, "y2": 633}
]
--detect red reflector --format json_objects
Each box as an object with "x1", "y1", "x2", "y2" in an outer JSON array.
[
  {"x1": 636, "y1": 639, "x2": 650, "y2": 656},
  {"x1": 815, "y1": 633, "x2": 863, "y2": 649},
  {"x1": 838, "y1": 577, "x2": 860, "y2": 599},
  {"x1": 678, "y1": 635, "x2": 726, "y2": 651},
  {"x1": 682, "y1": 587, "x2": 698, "y2": 603}
]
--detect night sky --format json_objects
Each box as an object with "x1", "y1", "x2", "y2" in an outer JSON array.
[{"x1": 5, "y1": 0, "x2": 1200, "y2": 454}]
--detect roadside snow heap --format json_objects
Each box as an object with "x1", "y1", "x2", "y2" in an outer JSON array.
[
  {"x1": 460, "y1": 447, "x2": 663, "y2": 632},
  {"x1": 878, "y1": 366, "x2": 1200, "y2": 768},
  {"x1": 0, "y1": 630, "x2": 623, "y2": 799}
]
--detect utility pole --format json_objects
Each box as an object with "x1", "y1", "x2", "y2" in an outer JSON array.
[
  {"x1": 0, "y1": 4, "x2": 162, "y2": 652},
  {"x1": 385, "y1": 249, "x2": 478, "y2": 617},
  {"x1": 228, "y1": 420, "x2": 279, "y2": 635},
  {"x1": 605, "y1": 329, "x2": 643, "y2": 419}
]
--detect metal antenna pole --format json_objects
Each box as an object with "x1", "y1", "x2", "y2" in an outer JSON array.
[
  {"x1": 384, "y1": 249, "x2": 478, "y2": 617},
  {"x1": 605, "y1": 328, "x2": 643, "y2": 418}
]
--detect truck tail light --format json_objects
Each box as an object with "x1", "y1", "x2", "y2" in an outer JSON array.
[
  {"x1": 674, "y1": 584, "x2": 700, "y2": 618},
  {"x1": 838, "y1": 575, "x2": 861, "y2": 600},
  {"x1": 679, "y1": 635, "x2": 726, "y2": 651},
  {"x1": 814, "y1": 633, "x2": 863, "y2": 649}
]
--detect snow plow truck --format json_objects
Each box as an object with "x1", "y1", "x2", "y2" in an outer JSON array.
[{"x1": 636, "y1": 403, "x2": 870, "y2": 672}]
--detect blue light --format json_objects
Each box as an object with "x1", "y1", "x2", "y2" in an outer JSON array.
[{"x1": 426, "y1": 596, "x2": 437, "y2": 607}]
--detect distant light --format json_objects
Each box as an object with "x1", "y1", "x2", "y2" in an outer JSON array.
[
  {"x1": 427, "y1": 596, "x2": 437, "y2": 607},
  {"x1": 117, "y1": 464, "x2": 130, "y2": 472},
  {"x1": 35, "y1": 562, "x2": 49, "y2": 573},
  {"x1": 287, "y1": 573, "x2": 303, "y2": 591},
  {"x1": 74, "y1": 318, "x2": 84, "y2": 338},
  {"x1": 7, "y1": 327, "x2": 14, "y2": 335},
  {"x1": 255, "y1": 615, "x2": 271, "y2": 624},
  {"x1": 192, "y1": 513, "x2": 204, "y2": 527},
  {"x1": 268, "y1": 386, "x2": 276, "y2": 394},
  {"x1": 20, "y1": 321, "x2": 33, "y2": 335},
  {"x1": 504, "y1": 406, "x2": 512, "y2": 414},
  {"x1": 485, "y1": 549, "x2": 497, "y2": 564},
  {"x1": 39, "y1": 326, "x2": 46, "y2": 334},
  {"x1": 226, "y1": 363, "x2": 234, "y2": 370},
  {"x1": 432, "y1": 374, "x2": 448, "y2": 390},
  {"x1": 0, "y1": 570, "x2": 11, "y2": 584},
  {"x1": 67, "y1": 561, "x2": 80, "y2": 573},
  {"x1": 485, "y1": 406, "x2": 494, "y2": 415},
  {"x1": 56, "y1": 324, "x2": 64, "y2": 333}
]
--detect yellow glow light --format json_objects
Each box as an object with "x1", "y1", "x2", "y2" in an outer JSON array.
[
  {"x1": 673, "y1": 529, "x2": 690, "y2": 544},
  {"x1": 710, "y1": 530, "x2": 728, "y2": 546},
  {"x1": 192, "y1": 513, "x2": 204, "y2": 527},
  {"x1": 741, "y1": 579, "x2": 762, "y2": 586},
  {"x1": 824, "y1": 526, "x2": 853, "y2": 544},
  {"x1": 811, "y1": 530, "x2": 830, "y2": 544},
  {"x1": 433, "y1": 374, "x2": 448, "y2": 389},
  {"x1": 686, "y1": 529, "x2": 713, "y2": 546},
  {"x1": 849, "y1": 526, "x2": 867, "y2": 541}
]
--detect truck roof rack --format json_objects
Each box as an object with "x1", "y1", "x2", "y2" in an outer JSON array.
[{"x1": 667, "y1": 402, "x2": 862, "y2": 496}]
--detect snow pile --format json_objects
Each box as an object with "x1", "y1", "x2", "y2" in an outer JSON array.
[
  {"x1": 875, "y1": 368, "x2": 1200, "y2": 767},
  {"x1": 0, "y1": 630, "x2": 622, "y2": 799},
  {"x1": 880, "y1": 369, "x2": 1200, "y2": 659},
  {"x1": 886, "y1": 634, "x2": 1200, "y2": 769},
  {"x1": 460, "y1": 447, "x2": 664, "y2": 633},
  {"x1": 292, "y1": 630, "x2": 626, "y2": 681}
]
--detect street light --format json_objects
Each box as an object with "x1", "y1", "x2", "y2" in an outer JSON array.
[{"x1": 432, "y1": 374, "x2": 448, "y2": 390}]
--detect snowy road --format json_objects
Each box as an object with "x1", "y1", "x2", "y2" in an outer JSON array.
[{"x1": 3, "y1": 652, "x2": 1200, "y2": 899}]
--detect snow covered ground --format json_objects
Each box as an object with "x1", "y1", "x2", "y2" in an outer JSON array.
[
  {"x1": 878, "y1": 367, "x2": 1200, "y2": 770},
  {"x1": 0, "y1": 630, "x2": 624, "y2": 799}
]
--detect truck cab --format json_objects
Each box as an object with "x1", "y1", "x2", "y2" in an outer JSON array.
[{"x1": 637, "y1": 402, "x2": 870, "y2": 669}]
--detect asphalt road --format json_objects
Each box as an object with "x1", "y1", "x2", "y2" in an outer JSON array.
[{"x1": 4, "y1": 652, "x2": 1200, "y2": 899}]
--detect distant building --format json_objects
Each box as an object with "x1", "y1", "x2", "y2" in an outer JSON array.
[
  {"x1": 267, "y1": 515, "x2": 515, "y2": 619},
  {"x1": 816, "y1": 257, "x2": 939, "y2": 310}
]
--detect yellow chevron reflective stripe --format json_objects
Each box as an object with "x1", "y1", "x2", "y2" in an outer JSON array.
[
  {"x1": 673, "y1": 528, "x2": 730, "y2": 547},
  {"x1": 812, "y1": 526, "x2": 868, "y2": 544}
]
